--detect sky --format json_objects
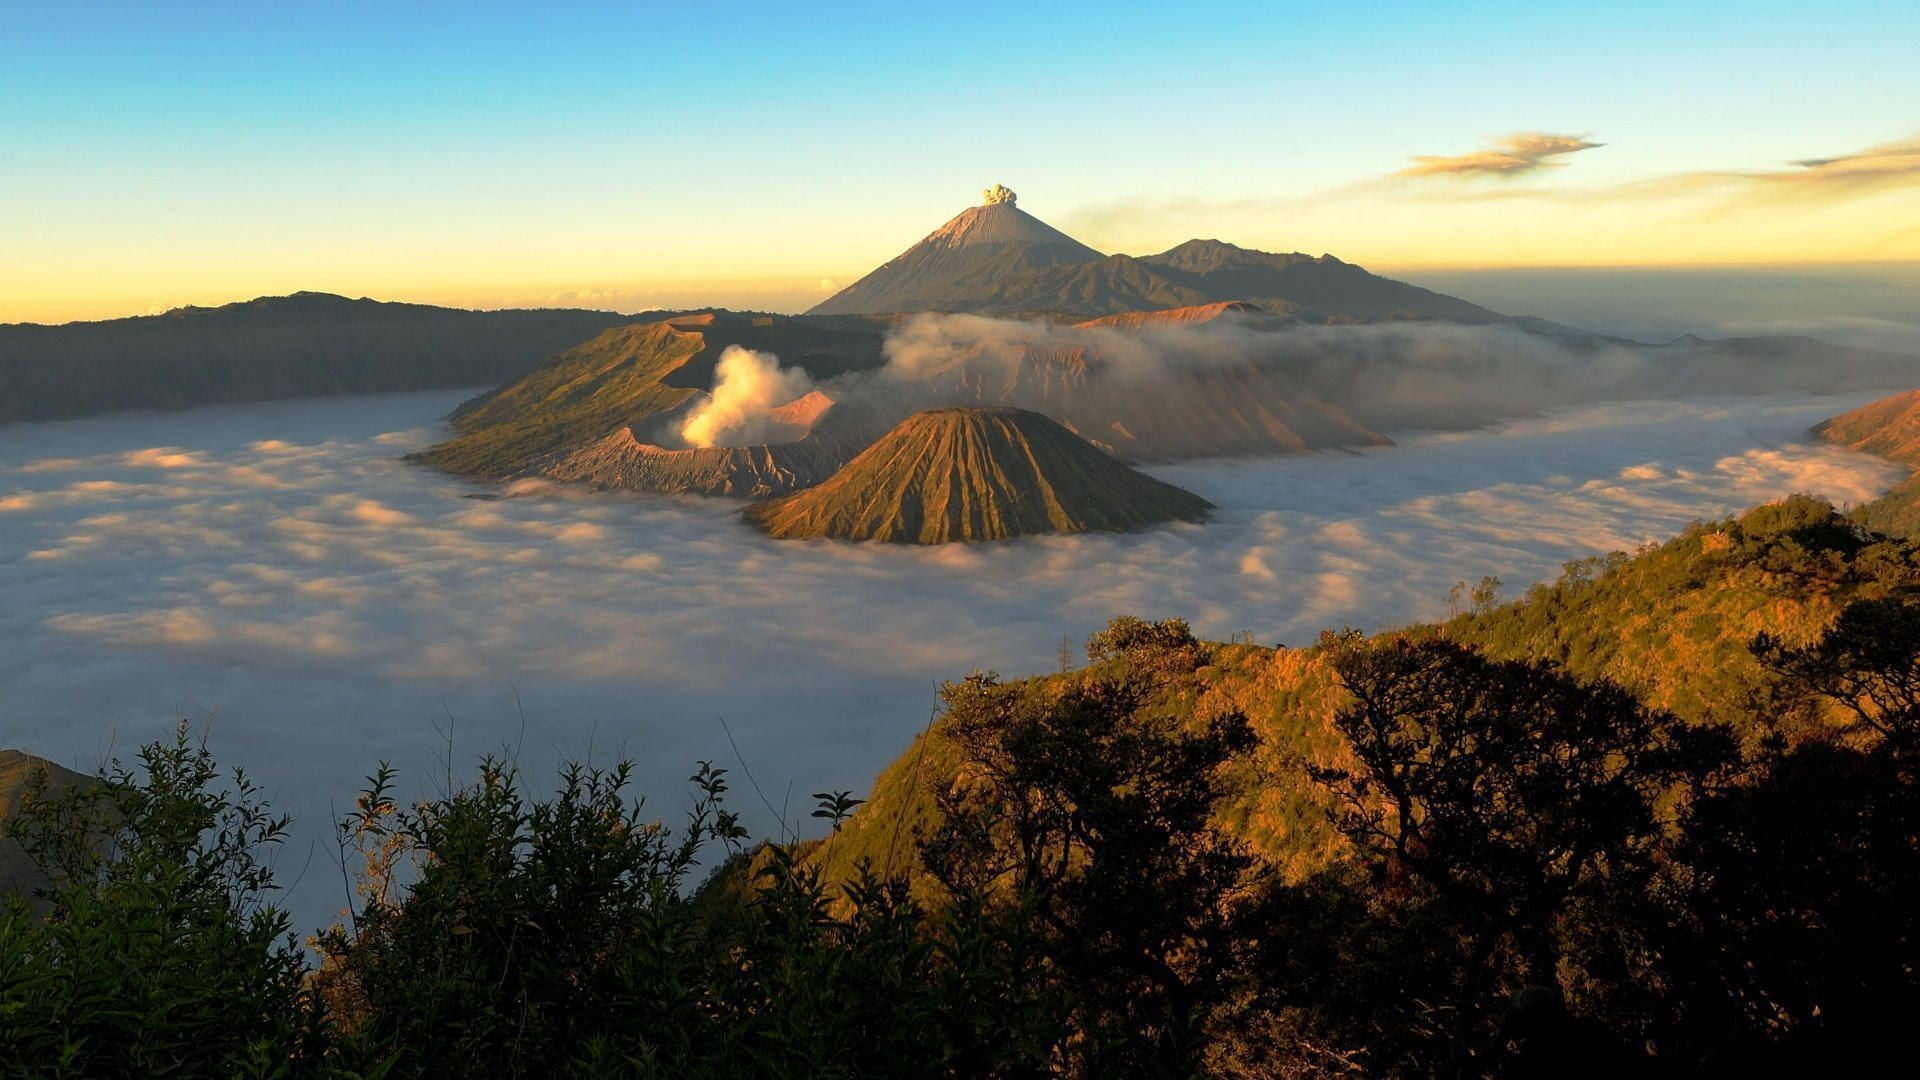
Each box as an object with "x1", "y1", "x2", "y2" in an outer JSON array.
[{"x1": 3, "y1": 0, "x2": 1917, "y2": 323}]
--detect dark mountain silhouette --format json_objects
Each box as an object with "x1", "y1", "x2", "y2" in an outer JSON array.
[
  {"x1": 744, "y1": 406, "x2": 1211, "y2": 544},
  {"x1": 0, "y1": 293, "x2": 633, "y2": 424}
]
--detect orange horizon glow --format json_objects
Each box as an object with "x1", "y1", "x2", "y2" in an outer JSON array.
[{"x1": 9, "y1": 156, "x2": 1918, "y2": 326}]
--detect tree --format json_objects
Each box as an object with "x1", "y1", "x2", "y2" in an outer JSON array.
[
  {"x1": 1755, "y1": 597, "x2": 1920, "y2": 756},
  {"x1": 919, "y1": 617, "x2": 1258, "y2": 1075},
  {"x1": 1659, "y1": 740, "x2": 1920, "y2": 1074},
  {"x1": 313, "y1": 757, "x2": 746, "y2": 1074},
  {"x1": 1311, "y1": 635, "x2": 1735, "y2": 1073}
]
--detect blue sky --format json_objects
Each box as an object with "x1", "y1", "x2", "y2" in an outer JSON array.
[{"x1": 3, "y1": 1, "x2": 1916, "y2": 320}]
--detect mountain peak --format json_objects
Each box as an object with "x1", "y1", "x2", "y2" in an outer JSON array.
[
  {"x1": 809, "y1": 191, "x2": 1514, "y2": 324},
  {"x1": 923, "y1": 200, "x2": 1099, "y2": 254},
  {"x1": 807, "y1": 193, "x2": 1104, "y2": 315}
]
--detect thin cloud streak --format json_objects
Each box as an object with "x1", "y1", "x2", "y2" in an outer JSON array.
[
  {"x1": 1397, "y1": 133, "x2": 1604, "y2": 178},
  {"x1": 1059, "y1": 132, "x2": 1920, "y2": 262}
]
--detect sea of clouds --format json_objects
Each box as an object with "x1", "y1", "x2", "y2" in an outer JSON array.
[{"x1": 0, "y1": 387, "x2": 1906, "y2": 930}]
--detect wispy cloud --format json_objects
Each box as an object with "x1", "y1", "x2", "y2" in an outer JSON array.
[
  {"x1": 1398, "y1": 133, "x2": 1604, "y2": 178},
  {"x1": 1667, "y1": 136, "x2": 1920, "y2": 199},
  {"x1": 1791, "y1": 137, "x2": 1920, "y2": 179},
  {"x1": 1060, "y1": 131, "x2": 1920, "y2": 262}
]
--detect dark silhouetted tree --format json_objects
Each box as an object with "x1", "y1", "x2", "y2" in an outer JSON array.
[{"x1": 920, "y1": 617, "x2": 1258, "y2": 1075}]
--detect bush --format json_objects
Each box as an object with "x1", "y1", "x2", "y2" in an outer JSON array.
[{"x1": 0, "y1": 723, "x2": 316, "y2": 1078}]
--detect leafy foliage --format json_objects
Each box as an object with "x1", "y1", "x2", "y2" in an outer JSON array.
[
  {"x1": 0, "y1": 723, "x2": 315, "y2": 1078},
  {"x1": 1444, "y1": 495, "x2": 1920, "y2": 733},
  {"x1": 920, "y1": 618, "x2": 1258, "y2": 1072}
]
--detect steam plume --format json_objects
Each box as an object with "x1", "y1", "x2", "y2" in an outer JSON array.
[{"x1": 678, "y1": 346, "x2": 816, "y2": 448}]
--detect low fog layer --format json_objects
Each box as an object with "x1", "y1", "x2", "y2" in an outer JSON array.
[
  {"x1": 1396, "y1": 264, "x2": 1920, "y2": 351},
  {"x1": 0, "y1": 389, "x2": 1904, "y2": 931},
  {"x1": 692, "y1": 314, "x2": 1920, "y2": 456}
]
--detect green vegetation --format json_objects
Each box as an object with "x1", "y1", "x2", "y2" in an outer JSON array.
[
  {"x1": 0, "y1": 732, "x2": 314, "y2": 1075},
  {"x1": 1443, "y1": 494, "x2": 1920, "y2": 732},
  {"x1": 6, "y1": 497, "x2": 1920, "y2": 1076},
  {"x1": 0, "y1": 752, "x2": 92, "y2": 906},
  {"x1": 807, "y1": 497, "x2": 1920, "y2": 889}
]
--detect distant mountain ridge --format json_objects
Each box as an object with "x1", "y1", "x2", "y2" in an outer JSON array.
[
  {"x1": 0, "y1": 292, "x2": 634, "y2": 424},
  {"x1": 808, "y1": 188, "x2": 1531, "y2": 324}
]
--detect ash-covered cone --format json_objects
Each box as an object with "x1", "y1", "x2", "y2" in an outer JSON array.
[{"x1": 745, "y1": 406, "x2": 1211, "y2": 544}]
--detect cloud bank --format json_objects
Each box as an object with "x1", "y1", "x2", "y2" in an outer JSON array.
[
  {"x1": 721, "y1": 314, "x2": 1920, "y2": 459},
  {"x1": 0, "y1": 388, "x2": 1904, "y2": 933}
]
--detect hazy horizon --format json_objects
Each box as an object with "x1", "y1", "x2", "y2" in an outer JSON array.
[{"x1": 13, "y1": 263, "x2": 1920, "y2": 355}]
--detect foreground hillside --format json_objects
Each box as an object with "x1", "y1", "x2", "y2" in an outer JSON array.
[
  {"x1": 806, "y1": 495, "x2": 1920, "y2": 887},
  {"x1": 0, "y1": 292, "x2": 631, "y2": 424}
]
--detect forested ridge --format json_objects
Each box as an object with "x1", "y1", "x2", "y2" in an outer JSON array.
[{"x1": 4, "y1": 495, "x2": 1918, "y2": 1077}]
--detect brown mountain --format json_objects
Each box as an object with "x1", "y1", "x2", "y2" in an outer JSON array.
[
  {"x1": 1816, "y1": 387, "x2": 1920, "y2": 536},
  {"x1": 0, "y1": 292, "x2": 634, "y2": 424},
  {"x1": 413, "y1": 311, "x2": 890, "y2": 482},
  {"x1": 417, "y1": 305, "x2": 1392, "y2": 494},
  {"x1": 743, "y1": 407, "x2": 1212, "y2": 544},
  {"x1": 1, "y1": 750, "x2": 94, "y2": 909},
  {"x1": 807, "y1": 187, "x2": 1524, "y2": 324},
  {"x1": 1135, "y1": 239, "x2": 1505, "y2": 323},
  {"x1": 807, "y1": 186, "x2": 1106, "y2": 317},
  {"x1": 1073, "y1": 300, "x2": 1289, "y2": 331}
]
